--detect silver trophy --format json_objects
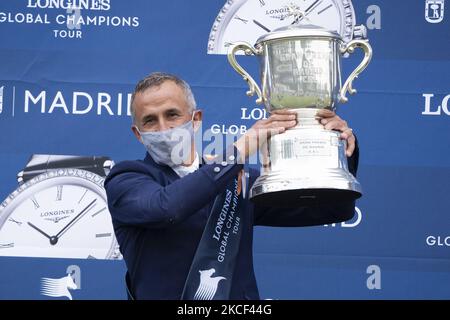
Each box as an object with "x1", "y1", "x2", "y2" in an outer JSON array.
[{"x1": 227, "y1": 10, "x2": 372, "y2": 207}]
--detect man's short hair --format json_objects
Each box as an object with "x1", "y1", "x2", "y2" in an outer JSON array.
[{"x1": 130, "y1": 72, "x2": 197, "y2": 124}]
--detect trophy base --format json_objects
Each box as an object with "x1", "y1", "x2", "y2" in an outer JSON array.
[
  {"x1": 249, "y1": 168, "x2": 362, "y2": 207},
  {"x1": 250, "y1": 108, "x2": 362, "y2": 208}
]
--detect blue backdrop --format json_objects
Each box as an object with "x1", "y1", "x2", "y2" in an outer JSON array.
[{"x1": 0, "y1": 0, "x2": 449, "y2": 299}]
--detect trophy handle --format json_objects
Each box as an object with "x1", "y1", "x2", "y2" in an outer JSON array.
[
  {"x1": 339, "y1": 40, "x2": 373, "y2": 103},
  {"x1": 227, "y1": 42, "x2": 264, "y2": 104}
]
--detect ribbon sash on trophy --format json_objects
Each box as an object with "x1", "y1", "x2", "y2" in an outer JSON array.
[{"x1": 181, "y1": 170, "x2": 246, "y2": 300}]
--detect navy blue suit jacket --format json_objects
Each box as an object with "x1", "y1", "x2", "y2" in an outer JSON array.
[{"x1": 104, "y1": 147, "x2": 358, "y2": 300}]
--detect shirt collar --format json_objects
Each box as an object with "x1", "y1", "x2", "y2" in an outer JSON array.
[{"x1": 171, "y1": 152, "x2": 199, "y2": 177}]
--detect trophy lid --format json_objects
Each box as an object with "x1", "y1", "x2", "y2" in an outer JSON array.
[{"x1": 255, "y1": 9, "x2": 341, "y2": 45}]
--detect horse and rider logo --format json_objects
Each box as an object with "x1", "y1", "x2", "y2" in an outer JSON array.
[
  {"x1": 41, "y1": 274, "x2": 77, "y2": 300},
  {"x1": 193, "y1": 268, "x2": 226, "y2": 300}
]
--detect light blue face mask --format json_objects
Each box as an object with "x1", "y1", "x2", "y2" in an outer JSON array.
[{"x1": 137, "y1": 114, "x2": 195, "y2": 167}]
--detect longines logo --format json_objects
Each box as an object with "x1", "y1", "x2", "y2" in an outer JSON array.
[
  {"x1": 44, "y1": 216, "x2": 70, "y2": 223},
  {"x1": 422, "y1": 93, "x2": 450, "y2": 115},
  {"x1": 265, "y1": 6, "x2": 291, "y2": 21},
  {"x1": 41, "y1": 209, "x2": 75, "y2": 223},
  {"x1": 425, "y1": 0, "x2": 445, "y2": 23},
  {"x1": 0, "y1": 0, "x2": 140, "y2": 39},
  {"x1": 426, "y1": 235, "x2": 450, "y2": 246},
  {"x1": 241, "y1": 107, "x2": 268, "y2": 121},
  {"x1": 209, "y1": 106, "x2": 264, "y2": 135},
  {"x1": 27, "y1": 0, "x2": 111, "y2": 10}
]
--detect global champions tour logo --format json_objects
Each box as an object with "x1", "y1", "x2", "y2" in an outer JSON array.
[
  {"x1": 41, "y1": 265, "x2": 81, "y2": 300},
  {"x1": 0, "y1": 0, "x2": 140, "y2": 39},
  {"x1": 194, "y1": 268, "x2": 226, "y2": 300},
  {"x1": 425, "y1": 0, "x2": 445, "y2": 23},
  {"x1": 41, "y1": 274, "x2": 77, "y2": 300}
]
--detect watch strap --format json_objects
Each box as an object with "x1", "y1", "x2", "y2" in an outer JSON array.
[{"x1": 18, "y1": 154, "x2": 114, "y2": 184}]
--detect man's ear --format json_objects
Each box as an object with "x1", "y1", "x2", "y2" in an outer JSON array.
[
  {"x1": 131, "y1": 125, "x2": 142, "y2": 142},
  {"x1": 193, "y1": 109, "x2": 203, "y2": 132}
]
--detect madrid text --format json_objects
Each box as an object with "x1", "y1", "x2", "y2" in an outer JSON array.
[{"x1": 24, "y1": 90, "x2": 132, "y2": 116}]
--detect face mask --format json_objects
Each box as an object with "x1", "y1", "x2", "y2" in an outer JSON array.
[{"x1": 137, "y1": 114, "x2": 196, "y2": 167}]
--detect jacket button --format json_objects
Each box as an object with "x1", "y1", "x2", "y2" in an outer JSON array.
[
  {"x1": 221, "y1": 161, "x2": 228, "y2": 167},
  {"x1": 214, "y1": 167, "x2": 220, "y2": 173}
]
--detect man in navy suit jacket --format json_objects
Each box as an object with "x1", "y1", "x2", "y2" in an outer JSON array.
[{"x1": 104, "y1": 72, "x2": 358, "y2": 300}]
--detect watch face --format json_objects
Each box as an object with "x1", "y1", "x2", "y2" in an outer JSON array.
[
  {"x1": 0, "y1": 169, "x2": 121, "y2": 260},
  {"x1": 207, "y1": 0, "x2": 356, "y2": 54}
]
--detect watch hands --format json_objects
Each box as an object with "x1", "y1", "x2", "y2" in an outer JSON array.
[
  {"x1": 305, "y1": 0, "x2": 322, "y2": 14},
  {"x1": 54, "y1": 198, "x2": 97, "y2": 241},
  {"x1": 253, "y1": 20, "x2": 271, "y2": 32},
  {"x1": 290, "y1": 0, "x2": 322, "y2": 24},
  {"x1": 27, "y1": 222, "x2": 52, "y2": 240},
  {"x1": 27, "y1": 199, "x2": 97, "y2": 246}
]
